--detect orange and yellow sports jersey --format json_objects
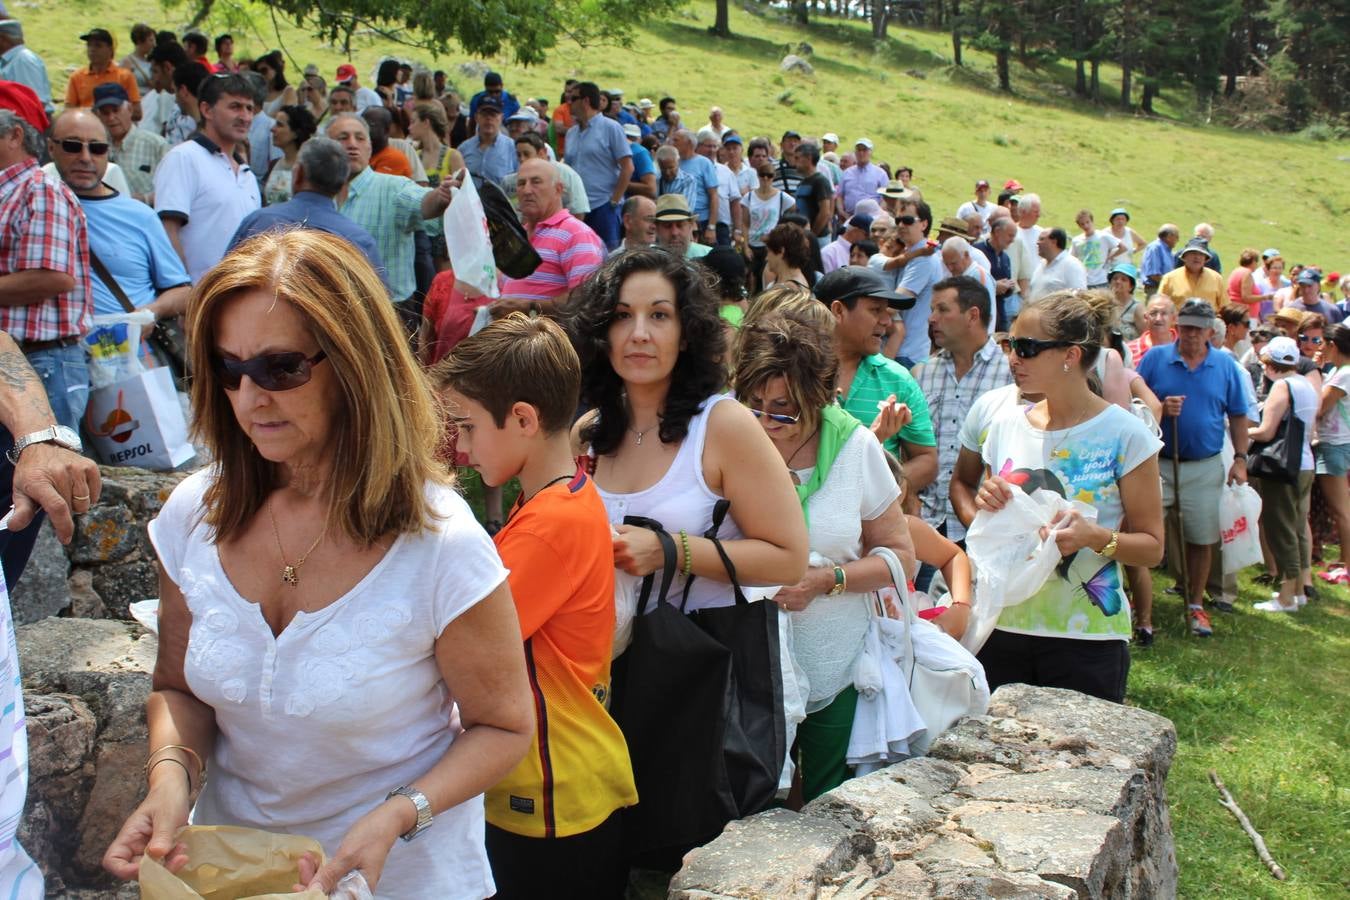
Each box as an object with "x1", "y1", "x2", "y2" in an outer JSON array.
[{"x1": 486, "y1": 470, "x2": 637, "y2": 838}]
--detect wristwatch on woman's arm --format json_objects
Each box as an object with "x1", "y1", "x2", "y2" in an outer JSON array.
[{"x1": 386, "y1": 785, "x2": 433, "y2": 841}]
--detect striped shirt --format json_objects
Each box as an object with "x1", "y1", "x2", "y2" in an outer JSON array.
[
  {"x1": 912, "y1": 339, "x2": 1013, "y2": 539},
  {"x1": 0, "y1": 159, "x2": 92, "y2": 341},
  {"x1": 338, "y1": 166, "x2": 436, "y2": 301},
  {"x1": 501, "y1": 208, "x2": 605, "y2": 303},
  {"x1": 0, "y1": 578, "x2": 43, "y2": 897}
]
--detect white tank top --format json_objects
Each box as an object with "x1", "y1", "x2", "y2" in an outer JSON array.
[
  {"x1": 1282, "y1": 373, "x2": 1317, "y2": 471},
  {"x1": 595, "y1": 393, "x2": 745, "y2": 612}
]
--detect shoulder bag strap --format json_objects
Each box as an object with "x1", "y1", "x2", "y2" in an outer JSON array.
[
  {"x1": 87, "y1": 248, "x2": 137, "y2": 314},
  {"x1": 681, "y1": 498, "x2": 749, "y2": 611},
  {"x1": 623, "y1": 515, "x2": 677, "y2": 616}
]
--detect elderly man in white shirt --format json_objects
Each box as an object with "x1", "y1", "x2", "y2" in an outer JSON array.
[{"x1": 1028, "y1": 226, "x2": 1087, "y2": 302}]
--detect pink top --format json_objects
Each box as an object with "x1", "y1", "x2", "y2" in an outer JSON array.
[{"x1": 500, "y1": 208, "x2": 605, "y2": 303}]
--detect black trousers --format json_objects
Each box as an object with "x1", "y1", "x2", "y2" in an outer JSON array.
[
  {"x1": 486, "y1": 809, "x2": 626, "y2": 900},
  {"x1": 977, "y1": 629, "x2": 1130, "y2": 703}
]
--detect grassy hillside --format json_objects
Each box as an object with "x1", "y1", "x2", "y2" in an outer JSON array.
[{"x1": 28, "y1": 0, "x2": 1350, "y2": 270}]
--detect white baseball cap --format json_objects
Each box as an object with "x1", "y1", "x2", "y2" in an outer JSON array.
[
  {"x1": 855, "y1": 137, "x2": 874, "y2": 149},
  {"x1": 821, "y1": 132, "x2": 840, "y2": 144}
]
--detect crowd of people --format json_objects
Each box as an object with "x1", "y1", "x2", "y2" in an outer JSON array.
[{"x1": 0, "y1": 14, "x2": 1345, "y2": 899}]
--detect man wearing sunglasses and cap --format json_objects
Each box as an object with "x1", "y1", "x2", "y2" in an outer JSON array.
[
  {"x1": 817, "y1": 266, "x2": 938, "y2": 491},
  {"x1": 1136, "y1": 299, "x2": 1251, "y2": 637},
  {"x1": 0, "y1": 108, "x2": 92, "y2": 435},
  {"x1": 66, "y1": 29, "x2": 141, "y2": 121}
]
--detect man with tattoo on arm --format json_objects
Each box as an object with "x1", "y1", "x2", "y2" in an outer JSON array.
[{"x1": 0, "y1": 328, "x2": 102, "y2": 897}]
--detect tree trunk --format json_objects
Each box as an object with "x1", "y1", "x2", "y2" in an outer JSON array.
[
  {"x1": 1141, "y1": 78, "x2": 1156, "y2": 115},
  {"x1": 794, "y1": 0, "x2": 809, "y2": 25},
  {"x1": 997, "y1": 46, "x2": 1011, "y2": 91},
  {"x1": 1073, "y1": 0, "x2": 1088, "y2": 97},
  {"x1": 872, "y1": 0, "x2": 888, "y2": 38},
  {"x1": 1090, "y1": 58, "x2": 1100, "y2": 101},
  {"x1": 1121, "y1": 60, "x2": 1132, "y2": 110},
  {"x1": 712, "y1": 0, "x2": 731, "y2": 36},
  {"x1": 1076, "y1": 59, "x2": 1087, "y2": 96},
  {"x1": 951, "y1": 0, "x2": 962, "y2": 65}
]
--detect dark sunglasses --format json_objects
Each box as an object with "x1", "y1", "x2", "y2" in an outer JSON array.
[
  {"x1": 215, "y1": 350, "x2": 328, "y2": 391},
  {"x1": 57, "y1": 138, "x2": 110, "y2": 155},
  {"x1": 897, "y1": 215, "x2": 917, "y2": 225},
  {"x1": 746, "y1": 408, "x2": 800, "y2": 425},
  {"x1": 1008, "y1": 337, "x2": 1076, "y2": 359},
  {"x1": 1299, "y1": 335, "x2": 1324, "y2": 345}
]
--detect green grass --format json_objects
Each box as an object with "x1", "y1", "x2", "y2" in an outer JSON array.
[
  {"x1": 1130, "y1": 565, "x2": 1349, "y2": 898},
  {"x1": 29, "y1": 0, "x2": 1349, "y2": 268}
]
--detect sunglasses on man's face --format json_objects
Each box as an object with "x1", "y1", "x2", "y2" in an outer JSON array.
[
  {"x1": 57, "y1": 138, "x2": 110, "y2": 155},
  {"x1": 1008, "y1": 337, "x2": 1076, "y2": 359},
  {"x1": 746, "y1": 407, "x2": 800, "y2": 425},
  {"x1": 215, "y1": 350, "x2": 328, "y2": 392},
  {"x1": 897, "y1": 215, "x2": 917, "y2": 226}
]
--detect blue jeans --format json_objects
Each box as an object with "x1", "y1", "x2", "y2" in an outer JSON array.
[
  {"x1": 585, "y1": 202, "x2": 623, "y2": 252},
  {"x1": 26, "y1": 343, "x2": 89, "y2": 434}
]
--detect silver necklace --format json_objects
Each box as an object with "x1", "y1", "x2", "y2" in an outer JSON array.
[{"x1": 629, "y1": 422, "x2": 658, "y2": 445}]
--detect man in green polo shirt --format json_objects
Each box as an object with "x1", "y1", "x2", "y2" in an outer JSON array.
[{"x1": 816, "y1": 266, "x2": 938, "y2": 491}]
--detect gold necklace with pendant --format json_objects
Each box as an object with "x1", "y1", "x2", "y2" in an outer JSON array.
[{"x1": 267, "y1": 496, "x2": 328, "y2": 587}]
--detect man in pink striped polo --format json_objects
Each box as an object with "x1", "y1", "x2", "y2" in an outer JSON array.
[{"x1": 491, "y1": 157, "x2": 605, "y2": 317}]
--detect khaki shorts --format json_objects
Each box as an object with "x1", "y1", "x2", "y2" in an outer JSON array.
[{"x1": 1161, "y1": 455, "x2": 1224, "y2": 545}]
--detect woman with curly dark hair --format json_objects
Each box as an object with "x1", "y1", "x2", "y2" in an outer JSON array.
[
  {"x1": 254, "y1": 51, "x2": 297, "y2": 117},
  {"x1": 569, "y1": 247, "x2": 805, "y2": 871},
  {"x1": 763, "y1": 221, "x2": 815, "y2": 290},
  {"x1": 570, "y1": 247, "x2": 806, "y2": 607}
]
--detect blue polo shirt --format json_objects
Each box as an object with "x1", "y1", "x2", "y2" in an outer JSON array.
[
  {"x1": 459, "y1": 132, "x2": 519, "y2": 186},
  {"x1": 564, "y1": 114, "x2": 632, "y2": 208},
  {"x1": 678, "y1": 154, "x2": 717, "y2": 220},
  {"x1": 629, "y1": 142, "x2": 655, "y2": 180},
  {"x1": 1136, "y1": 343, "x2": 1248, "y2": 460}
]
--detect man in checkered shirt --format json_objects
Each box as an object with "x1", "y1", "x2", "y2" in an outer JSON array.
[{"x1": 0, "y1": 109, "x2": 92, "y2": 433}]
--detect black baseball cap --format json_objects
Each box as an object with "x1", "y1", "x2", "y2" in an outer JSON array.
[
  {"x1": 80, "y1": 28, "x2": 114, "y2": 44},
  {"x1": 814, "y1": 266, "x2": 913, "y2": 309},
  {"x1": 477, "y1": 95, "x2": 504, "y2": 113},
  {"x1": 93, "y1": 83, "x2": 129, "y2": 108}
]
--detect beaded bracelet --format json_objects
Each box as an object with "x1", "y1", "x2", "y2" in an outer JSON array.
[{"x1": 678, "y1": 529, "x2": 693, "y2": 576}]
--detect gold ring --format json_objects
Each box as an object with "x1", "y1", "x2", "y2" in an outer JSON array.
[{"x1": 73, "y1": 494, "x2": 90, "y2": 502}]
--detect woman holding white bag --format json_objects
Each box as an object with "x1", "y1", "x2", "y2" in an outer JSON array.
[
  {"x1": 731, "y1": 305, "x2": 915, "y2": 802},
  {"x1": 972, "y1": 290, "x2": 1164, "y2": 703}
]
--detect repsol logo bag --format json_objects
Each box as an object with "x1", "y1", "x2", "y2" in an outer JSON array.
[{"x1": 84, "y1": 367, "x2": 194, "y2": 471}]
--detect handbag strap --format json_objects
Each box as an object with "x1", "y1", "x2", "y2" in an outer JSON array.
[
  {"x1": 680, "y1": 498, "x2": 749, "y2": 611},
  {"x1": 623, "y1": 515, "x2": 677, "y2": 616},
  {"x1": 869, "y1": 546, "x2": 919, "y2": 686},
  {"x1": 87, "y1": 248, "x2": 137, "y2": 315}
]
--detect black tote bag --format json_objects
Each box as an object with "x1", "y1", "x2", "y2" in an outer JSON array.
[
  {"x1": 610, "y1": 501, "x2": 785, "y2": 864},
  {"x1": 1248, "y1": 386, "x2": 1306, "y2": 484}
]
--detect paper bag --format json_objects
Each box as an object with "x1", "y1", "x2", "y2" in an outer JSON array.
[
  {"x1": 84, "y1": 367, "x2": 194, "y2": 470},
  {"x1": 139, "y1": 825, "x2": 326, "y2": 899}
]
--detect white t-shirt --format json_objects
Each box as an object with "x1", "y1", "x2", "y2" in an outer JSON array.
[
  {"x1": 748, "y1": 190, "x2": 795, "y2": 247},
  {"x1": 1029, "y1": 250, "x2": 1088, "y2": 302},
  {"x1": 153, "y1": 137, "x2": 261, "y2": 281},
  {"x1": 1071, "y1": 231, "x2": 1120, "y2": 285},
  {"x1": 790, "y1": 427, "x2": 900, "y2": 712},
  {"x1": 1319, "y1": 365, "x2": 1350, "y2": 445},
  {"x1": 956, "y1": 199, "x2": 994, "y2": 228},
  {"x1": 713, "y1": 161, "x2": 739, "y2": 232},
  {"x1": 959, "y1": 382, "x2": 1024, "y2": 454},
  {"x1": 1011, "y1": 224, "x2": 1041, "y2": 282},
  {"x1": 149, "y1": 470, "x2": 507, "y2": 899},
  {"x1": 980, "y1": 404, "x2": 1161, "y2": 641}
]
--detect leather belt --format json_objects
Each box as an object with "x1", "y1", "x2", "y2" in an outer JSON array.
[{"x1": 18, "y1": 335, "x2": 80, "y2": 353}]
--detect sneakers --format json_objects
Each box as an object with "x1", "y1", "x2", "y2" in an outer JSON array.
[
  {"x1": 1254, "y1": 596, "x2": 1299, "y2": 613},
  {"x1": 1134, "y1": 627, "x2": 1155, "y2": 648},
  {"x1": 1188, "y1": 608, "x2": 1213, "y2": 637},
  {"x1": 1296, "y1": 594, "x2": 1308, "y2": 608}
]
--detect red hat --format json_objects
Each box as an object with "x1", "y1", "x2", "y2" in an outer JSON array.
[
  {"x1": 1329, "y1": 272, "x2": 1341, "y2": 283},
  {"x1": 0, "y1": 80, "x2": 49, "y2": 133},
  {"x1": 1003, "y1": 179, "x2": 1023, "y2": 192},
  {"x1": 335, "y1": 63, "x2": 357, "y2": 82}
]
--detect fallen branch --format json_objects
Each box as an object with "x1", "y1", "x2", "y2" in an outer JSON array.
[{"x1": 1209, "y1": 770, "x2": 1286, "y2": 881}]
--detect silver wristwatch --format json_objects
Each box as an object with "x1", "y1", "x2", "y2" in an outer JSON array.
[
  {"x1": 7, "y1": 425, "x2": 82, "y2": 465},
  {"x1": 386, "y1": 785, "x2": 433, "y2": 841}
]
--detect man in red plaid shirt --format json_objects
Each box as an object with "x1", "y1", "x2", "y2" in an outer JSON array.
[{"x1": 0, "y1": 108, "x2": 91, "y2": 433}]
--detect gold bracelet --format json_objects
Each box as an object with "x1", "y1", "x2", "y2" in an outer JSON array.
[
  {"x1": 144, "y1": 744, "x2": 206, "y2": 783},
  {"x1": 147, "y1": 756, "x2": 194, "y2": 792}
]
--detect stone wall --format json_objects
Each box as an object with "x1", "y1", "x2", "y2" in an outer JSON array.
[
  {"x1": 671, "y1": 683, "x2": 1178, "y2": 899},
  {"x1": 11, "y1": 466, "x2": 185, "y2": 896}
]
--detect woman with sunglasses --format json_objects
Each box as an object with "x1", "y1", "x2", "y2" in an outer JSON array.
[
  {"x1": 103, "y1": 231, "x2": 535, "y2": 897},
  {"x1": 747, "y1": 164, "x2": 796, "y2": 293},
  {"x1": 732, "y1": 308, "x2": 913, "y2": 802},
  {"x1": 1249, "y1": 336, "x2": 1317, "y2": 612},
  {"x1": 972, "y1": 290, "x2": 1164, "y2": 703}
]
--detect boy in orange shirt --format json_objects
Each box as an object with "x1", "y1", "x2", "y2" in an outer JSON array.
[{"x1": 431, "y1": 314, "x2": 636, "y2": 899}]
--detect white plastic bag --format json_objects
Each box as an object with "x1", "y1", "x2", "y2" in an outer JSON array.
[
  {"x1": 963, "y1": 487, "x2": 1096, "y2": 654},
  {"x1": 83, "y1": 310, "x2": 155, "y2": 389},
  {"x1": 1220, "y1": 483, "x2": 1263, "y2": 574},
  {"x1": 443, "y1": 171, "x2": 500, "y2": 299},
  {"x1": 84, "y1": 367, "x2": 195, "y2": 470},
  {"x1": 611, "y1": 568, "x2": 639, "y2": 660}
]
